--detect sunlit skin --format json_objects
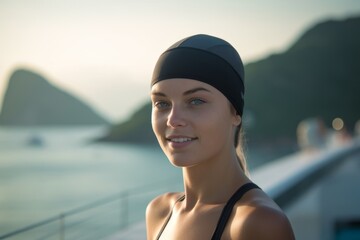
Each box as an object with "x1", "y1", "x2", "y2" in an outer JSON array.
[
  {"x1": 151, "y1": 78, "x2": 240, "y2": 169},
  {"x1": 146, "y1": 79, "x2": 295, "y2": 240}
]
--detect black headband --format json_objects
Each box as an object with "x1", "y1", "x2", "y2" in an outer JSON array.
[{"x1": 151, "y1": 34, "x2": 245, "y2": 116}]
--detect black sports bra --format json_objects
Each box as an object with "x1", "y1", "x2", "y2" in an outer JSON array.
[{"x1": 156, "y1": 182, "x2": 260, "y2": 240}]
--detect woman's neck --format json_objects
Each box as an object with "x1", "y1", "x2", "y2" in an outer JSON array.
[{"x1": 181, "y1": 150, "x2": 249, "y2": 210}]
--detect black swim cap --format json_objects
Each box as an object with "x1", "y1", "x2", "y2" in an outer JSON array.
[{"x1": 151, "y1": 34, "x2": 245, "y2": 116}]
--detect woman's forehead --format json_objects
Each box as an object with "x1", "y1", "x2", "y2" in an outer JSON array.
[{"x1": 150, "y1": 78, "x2": 232, "y2": 107}]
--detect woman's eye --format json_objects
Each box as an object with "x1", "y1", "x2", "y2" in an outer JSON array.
[
  {"x1": 189, "y1": 98, "x2": 205, "y2": 105},
  {"x1": 154, "y1": 101, "x2": 170, "y2": 109}
]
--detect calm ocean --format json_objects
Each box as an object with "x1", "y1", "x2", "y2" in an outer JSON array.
[{"x1": 0, "y1": 126, "x2": 289, "y2": 238}]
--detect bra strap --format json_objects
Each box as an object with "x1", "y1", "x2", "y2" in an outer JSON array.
[
  {"x1": 211, "y1": 182, "x2": 260, "y2": 240},
  {"x1": 156, "y1": 194, "x2": 185, "y2": 240}
]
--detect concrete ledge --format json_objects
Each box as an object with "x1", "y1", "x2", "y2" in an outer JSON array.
[{"x1": 252, "y1": 139, "x2": 360, "y2": 208}]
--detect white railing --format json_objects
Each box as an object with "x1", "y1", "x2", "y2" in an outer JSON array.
[{"x1": 0, "y1": 178, "x2": 182, "y2": 240}]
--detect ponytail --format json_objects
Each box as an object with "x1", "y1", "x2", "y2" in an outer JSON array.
[{"x1": 234, "y1": 125, "x2": 249, "y2": 176}]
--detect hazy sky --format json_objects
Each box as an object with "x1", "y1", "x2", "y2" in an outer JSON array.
[{"x1": 1, "y1": 0, "x2": 359, "y2": 122}]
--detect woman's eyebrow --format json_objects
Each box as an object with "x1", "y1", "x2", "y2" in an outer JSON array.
[
  {"x1": 151, "y1": 91, "x2": 166, "y2": 97},
  {"x1": 183, "y1": 87, "x2": 211, "y2": 96}
]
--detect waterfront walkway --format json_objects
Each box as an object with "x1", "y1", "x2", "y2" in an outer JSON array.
[{"x1": 284, "y1": 147, "x2": 360, "y2": 239}]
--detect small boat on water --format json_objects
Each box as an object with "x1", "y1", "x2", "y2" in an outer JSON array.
[{"x1": 27, "y1": 134, "x2": 44, "y2": 147}]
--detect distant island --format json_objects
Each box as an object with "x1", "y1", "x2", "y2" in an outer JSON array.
[
  {"x1": 0, "y1": 69, "x2": 109, "y2": 126},
  {"x1": 98, "y1": 15, "x2": 360, "y2": 145}
]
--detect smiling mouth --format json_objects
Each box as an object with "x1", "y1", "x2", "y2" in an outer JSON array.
[{"x1": 166, "y1": 137, "x2": 198, "y2": 143}]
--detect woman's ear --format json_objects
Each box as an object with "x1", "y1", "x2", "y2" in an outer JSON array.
[
  {"x1": 233, "y1": 114, "x2": 241, "y2": 126},
  {"x1": 229, "y1": 104, "x2": 242, "y2": 126}
]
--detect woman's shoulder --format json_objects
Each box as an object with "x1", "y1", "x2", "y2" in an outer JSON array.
[
  {"x1": 146, "y1": 192, "x2": 183, "y2": 218},
  {"x1": 146, "y1": 192, "x2": 184, "y2": 238},
  {"x1": 231, "y1": 190, "x2": 295, "y2": 239}
]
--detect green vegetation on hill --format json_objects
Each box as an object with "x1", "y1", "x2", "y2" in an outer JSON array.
[
  {"x1": 97, "y1": 102, "x2": 156, "y2": 144},
  {"x1": 244, "y1": 16, "x2": 360, "y2": 140},
  {"x1": 100, "y1": 15, "x2": 360, "y2": 144},
  {"x1": 0, "y1": 69, "x2": 109, "y2": 126}
]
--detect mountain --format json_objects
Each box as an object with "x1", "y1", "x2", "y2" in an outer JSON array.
[
  {"x1": 99, "y1": 15, "x2": 360, "y2": 144},
  {"x1": 244, "y1": 16, "x2": 360, "y2": 140},
  {"x1": 0, "y1": 69, "x2": 109, "y2": 126},
  {"x1": 97, "y1": 102, "x2": 156, "y2": 144}
]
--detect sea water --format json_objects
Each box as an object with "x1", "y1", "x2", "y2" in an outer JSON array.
[
  {"x1": 0, "y1": 126, "x2": 183, "y2": 236},
  {"x1": 0, "y1": 126, "x2": 290, "y2": 238}
]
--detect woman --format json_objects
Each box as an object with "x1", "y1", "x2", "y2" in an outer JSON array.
[{"x1": 146, "y1": 34, "x2": 295, "y2": 240}]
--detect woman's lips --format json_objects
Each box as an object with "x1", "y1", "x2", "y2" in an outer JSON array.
[{"x1": 165, "y1": 136, "x2": 198, "y2": 148}]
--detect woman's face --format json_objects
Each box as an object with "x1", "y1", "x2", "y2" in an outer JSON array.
[{"x1": 151, "y1": 78, "x2": 240, "y2": 168}]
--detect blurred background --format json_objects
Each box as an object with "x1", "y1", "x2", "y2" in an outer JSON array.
[{"x1": 1, "y1": 0, "x2": 360, "y2": 239}]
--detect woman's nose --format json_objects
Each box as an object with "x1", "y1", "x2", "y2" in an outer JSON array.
[{"x1": 167, "y1": 106, "x2": 186, "y2": 128}]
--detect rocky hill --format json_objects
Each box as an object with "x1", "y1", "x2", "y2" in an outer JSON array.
[{"x1": 0, "y1": 69, "x2": 109, "y2": 126}]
